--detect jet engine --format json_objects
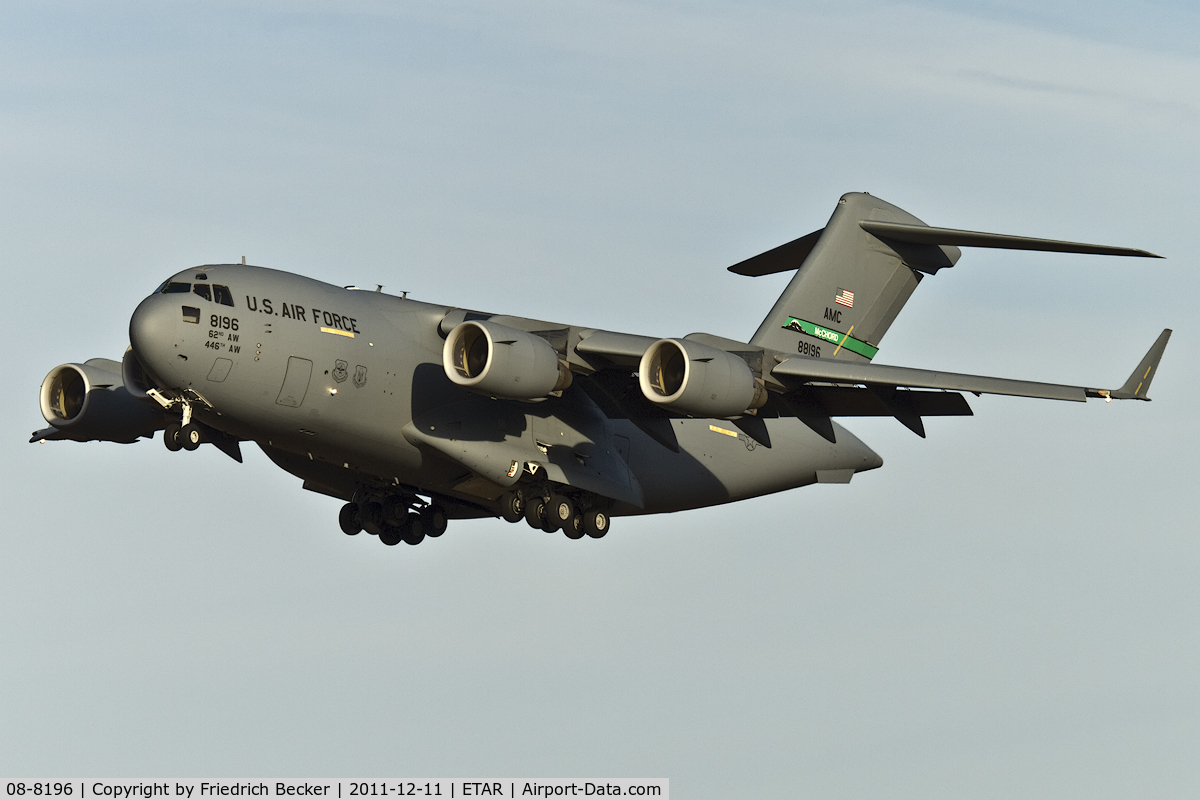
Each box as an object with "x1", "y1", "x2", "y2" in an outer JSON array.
[
  {"x1": 443, "y1": 320, "x2": 572, "y2": 400},
  {"x1": 38, "y1": 359, "x2": 166, "y2": 443},
  {"x1": 638, "y1": 338, "x2": 766, "y2": 418},
  {"x1": 121, "y1": 345, "x2": 156, "y2": 400}
]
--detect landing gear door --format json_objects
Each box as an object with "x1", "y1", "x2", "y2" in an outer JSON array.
[{"x1": 276, "y1": 356, "x2": 313, "y2": 408}]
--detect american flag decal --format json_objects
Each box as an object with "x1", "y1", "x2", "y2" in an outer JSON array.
[{"x1": 835, "y1": 288, "x2": 854, "y2": 308}]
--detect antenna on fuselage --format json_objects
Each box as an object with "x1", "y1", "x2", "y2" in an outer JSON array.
[{"x1": 241, "y1": 256, "x2": 245, "y2": 265}]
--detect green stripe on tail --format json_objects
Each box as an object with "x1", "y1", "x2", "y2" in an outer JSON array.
[{"x1": 783, "y1": 317, "x2": 879, "y2": 360}]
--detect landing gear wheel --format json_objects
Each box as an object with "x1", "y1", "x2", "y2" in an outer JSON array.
[
  {"x1": 548, "y1": 495, "x2": 575, "y2": 532},
  {"x1": 500, "y1": 491, "x2": 525, "y2": 523},
  {"x1": 180, "y1": 423, "x2": 203, "y2": 451},
  {"x1": 403, "y1": 512, "x2": 426, "y2": 545},
  {"x1": 584, "y1": 509, "x2": 610, "y2": 539},
  {"x1": 339, "y1": 503, "x2": 362, "y2": 535},
  {"x1": 361, "y1": 501, "x2": 384, "y2": 535},
  {"x1": 163, "y1": 422, "x2": 182, "y2": 452},
  {"x1": 524, "y1": 497, "x2": 548, "y2": 530},
  {"x1": 421, "y1": 506, "x2": 448, "y2": 537},
  {"x1": 563, "y1": 513, "x2": 585, "y2": 540},
  {"x1": 379, "y1": 524, "x2": 402, "y2": 546},
  {"x1": 382, "y1": 495, "x2": 408, "y2": 525}
]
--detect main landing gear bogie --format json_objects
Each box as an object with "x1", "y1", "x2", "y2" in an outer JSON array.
[
  {"x1": 500, "y1": 492, "x2": 525, "y2": 524},
  {"x1": 421, "y1": 505, "x2": 448, "y2": 538},
  {"x1": 340, "y1": 494, "x2": 447, "y2": 548},
  {"x1": 339, "y1": 503, "x2": 363, "y2": 535},
  {"x1": 501, "y1": 488, "x2": 611, "y2": 540}
]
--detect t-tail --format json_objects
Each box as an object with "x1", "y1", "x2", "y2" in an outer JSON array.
[{"x1": 731, "y1": 192, "x2": 1161, "y2": 362}]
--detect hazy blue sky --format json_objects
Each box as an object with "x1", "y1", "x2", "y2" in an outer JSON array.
[{"x1": 2, "y1": 2, "x2": 1197, "y2": 796}]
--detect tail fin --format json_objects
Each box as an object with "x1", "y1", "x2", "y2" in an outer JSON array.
[
  {"x1": 735, "y1": 193, "x2": 954, "y2": 361},
  {"x1": 732, "y1": 192, "x2": 1160, "y2": 362}
]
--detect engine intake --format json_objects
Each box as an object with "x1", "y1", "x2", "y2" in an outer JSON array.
[
  {"x1": 638, "y1": 338, "x2": 765, "y2": 417},
  {"x1": 443, "y1": 320, "x2": 572, "y2": 401},
  {"x1": 39, "y1": 360, "x2": 165, "y2": 443}
]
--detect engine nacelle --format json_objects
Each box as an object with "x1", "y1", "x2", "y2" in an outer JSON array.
[
  {"x1": 38, "y1": 359, "x2": 166, "y2": 443},
  {"x1": 443, "y1": 320, "x2": 572, "y2": 400},
  {"x1": 638, "y1": 338, "x2": 765, "y2": 417},
  {"x1": 121, "y1": 345, "x2": 155, "y2": 400}
]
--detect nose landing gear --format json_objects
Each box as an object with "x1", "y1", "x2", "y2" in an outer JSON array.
[
  {"x1": 163, "y1": 422, "x2": 183, "y2": 452},
  {"x1": 160, "y1": 398, "x2": 209, "y2": 452},
  {"x1": 180, "y1": 423, "x2": 205, "y2": 451}
]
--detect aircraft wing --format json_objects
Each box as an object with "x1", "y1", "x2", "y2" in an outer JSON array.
[
  {"x1": 773, "y1": 328, "x2": 1172, "y2": 402},
  {"x1": 575, "y1": 330, "x2": 661, "y2": 368},
  {"x1": 434, "y1": 307, "x2": 1169, "y2": 447}
]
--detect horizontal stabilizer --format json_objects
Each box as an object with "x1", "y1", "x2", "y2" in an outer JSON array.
[
  {"x1": 860, "y1": 221, "x2": 1162, "y2": 259},
  {"x1": 727, "y1": 229, "x2": 824, "y2": 276},
  {"x1": 1109, "y1": 328, "x2": 1171, "y2": 400}
]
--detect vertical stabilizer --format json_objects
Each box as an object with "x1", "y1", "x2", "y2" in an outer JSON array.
[{"x1": 742, "y1": 193, "x2": 960, "y2": 361}]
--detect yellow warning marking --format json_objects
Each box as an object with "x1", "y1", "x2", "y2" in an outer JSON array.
[
  {"x1": 709, "y1": 424, "x2": 739, "y2": 438},
  {"x1": 1135, "y1": 381, "x2": 1143, "y2": 395},
  {"x1": 1143, "y1": 366, "x2": 1153, "y2": 378},
  {"x1": 831, "y1": 324, "x2": 855, "y2": 358},
  {"x1": 321, "y1": 327, "x2": 354, "y2": 338}
]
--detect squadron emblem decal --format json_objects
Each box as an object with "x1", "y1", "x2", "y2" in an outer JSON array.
[
  {"x1": 332, "y1": 359, "x2": 348, "y2": 383},
  {"x1": 353, "y1": 365, "x2": 368, "y2": 388}
]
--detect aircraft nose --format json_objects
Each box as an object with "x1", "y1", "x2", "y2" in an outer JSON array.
[{"x1": 128, "y1": 294, "x2": 178, "y2": 376}]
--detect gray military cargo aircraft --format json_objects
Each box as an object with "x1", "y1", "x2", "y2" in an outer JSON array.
[{"x1": 32, "y1": 193, "x2": 1171, "y2": 546}]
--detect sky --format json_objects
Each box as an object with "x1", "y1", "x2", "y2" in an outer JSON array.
[{"x1": 2, "y1": 1, "x2": 1197, "y2": 796}]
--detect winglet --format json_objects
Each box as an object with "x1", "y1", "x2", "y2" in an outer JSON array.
[{"x1": 1093, "y1": 329, "x2": 1172, "y2": 401}]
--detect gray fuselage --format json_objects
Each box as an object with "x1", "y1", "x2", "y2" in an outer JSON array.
[{"x1": 128, "y1": 265, "x2": 882, "y2": 519}]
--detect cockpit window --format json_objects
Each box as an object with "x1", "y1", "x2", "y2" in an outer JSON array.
[
  {"x1": 181, "y1": 306, "x2": 200, "y2": 324},
  {"x1": 162, "y1": 282, "x2": 191, "y2": 294},
  {"x1": 213, "y1": 284, "x2": 234, "y2": 307},
  {"x1": 192, "y1": 284, "x2": 212, "y2": 302}
]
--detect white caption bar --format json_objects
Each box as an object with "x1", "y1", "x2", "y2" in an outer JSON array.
[{"x1": 1, "y1": 782, "x2": 668, "y2": 800}]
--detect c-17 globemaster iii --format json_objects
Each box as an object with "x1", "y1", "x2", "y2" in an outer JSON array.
[{"x1": 32, "y1": 193, "x2": 1171, "y2": 546}]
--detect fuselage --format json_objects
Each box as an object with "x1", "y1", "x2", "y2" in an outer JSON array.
[{"x1": 128, "y1": 264, "x2": 882, "y2": 518}]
